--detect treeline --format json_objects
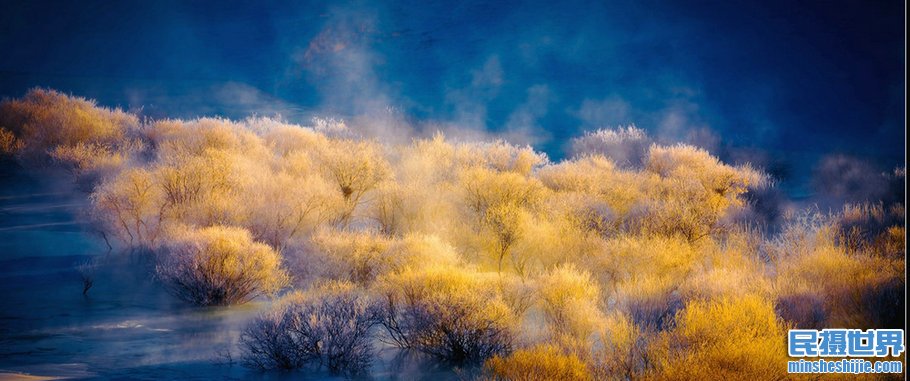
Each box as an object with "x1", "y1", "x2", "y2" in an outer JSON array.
[{"x1": 0, "y1": 89, "x2": 904, "y2": 379}]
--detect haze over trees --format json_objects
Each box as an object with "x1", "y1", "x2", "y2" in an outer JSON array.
[{"x1": 0, "y1": 88, "x2": 904, "y2": 379}]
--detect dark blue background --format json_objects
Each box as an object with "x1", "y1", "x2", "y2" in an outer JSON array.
[{"x1": 1, "y1": 0, "x2": 904, "y2": 189}]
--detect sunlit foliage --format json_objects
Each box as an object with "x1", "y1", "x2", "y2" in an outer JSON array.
[
  {"x1": 156, "y1": 225, "x2": 290, "y2": 306},
  {"x1": 299, "y1": 230, "x2": 461, "y2": 286},
  {"x1": 379, "y1": 265, "x2": 517, "y2": 363},
  {"x1": 0, "y1": 89, "x2": 904, "y2": 378},
  {"x1": 771, "y1": 207, "x2": 905, "y2": 329},
  {"x1": 484, "y1": 345, "x2": 593, "y2": 381},
  {"x1": 649, "y1": 295, "x2": 790, "y2": 380},
  {"x1": 537, "y1": 264, "x2": 604, "y2": 351},
  {"x1": 318, "y1": 138, "x2": 391, "y2": 226},
  {"x1": 638, "y1": 144, "x2": 765, "y2": 242},
  {"x1": 0, "y1": 88, "x2": 139, "y2": 168},
  {"x1": 91, "y1": 168, "x2": 165, "y2": 247}
]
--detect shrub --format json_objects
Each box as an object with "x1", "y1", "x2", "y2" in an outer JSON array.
[
  {"x1": 384, "y1": 234, "x2": 463, "y2": 271},
  {"x1": 537, "y1": 265, "x2": 604, "y2": 351},
  {"x1": 91, "y1": 168, "x2": 165, "y2": 248},
  {"x1": 317, "y1": 138, "x2": 391, "y2": 226},
  {"x1": 240, "y1": 282, "x2": 381, "y2": 374},
  {"x1": 638, "y1": 144, "x2": 765, "y2": 241},
  {"x1": 590, "y1": 312, "x2": 649, "y2": 380},
  {"x1": 305, "y1": 229, "x2": 395, "y2": 284},
  {"x1": 775, "y1": 292, "x2": 827, "y2": 329},
  {"x1": 396, "y1": 133, "x2": 462, "y2": 184},
  {"x1": 586, "y1": 236, "x2": 694, "y2": 330},
  {"x1": 650, "y1": 295, "x2": 790, "y2": 380},
  {"x1": 156, "y1": 225, "x2": 289, "y2": 306},
  {"x1": 75, "y1": 258, "x2": 100, "y2": 296},
  {"x1": 460, "y1": 167, "x2": 545, "y2": 273},
  {"x1": 1, "y1": 89, "x2": 903, "y2": 379},
  {"x1": 679, "y1": 228, "x2": 772, "y2": 301},
  {"x1": 484, "y1": 345, "x2": 593, "y2": 381},
  {"x1": 771, "y1": 207, "x2": 905, "y2": 328},
  {"x1": 857, "y1": 277, "x2": 905, "y2": 329},
  {"x1": 461, "y1": 167, "x2": 544, "y2": 218},
  {"x1": 50, "y1": 140, "x2": 147, "y2": 184},
  {"x1": 507, "y1": 204, "x2": 603, "y2": 272},
  {"x1": 619, "y1": 276, "x2": 684, "y2": 331},
  {"x1": 373, "y1": 182, "x2": 408, "y2": 235},
  {"x1": 242, "y1": 170, "x2": 339, "y2": 251},
  {"x1": 293, "y1": 230, "x2": 464, "y2": 288},
  {"x1": 472, "y1": 140, "x2": 549, "y2": 175},
  {"x1": 379, "y1": 265, "x2": 517, "y2": 364},
  {"x1": 570, "y1": 126, "x2": 651, "y2": 168},
  {"x1": 146, "y1": 117, "x2": 258, "y2": 158},
  {"x1": 538, "y1": 155, "x2": 618, "y2": 194},
  {"x1": 239, "y1": 308, "x2": 303, "y2": 370},
  {"x1": 153, "y1": 151, "x2": 241, "y2": 226},
  {"x1": 0, "y1": 127, "x2": 21, "y2": 156},
  {"x1": 774, "y1": 244, "x2": 904, "y2": 328},
  {"x1": 836, "y1": 202, "x2": 905, "y2": 256},
  {"x1": 0, "y1": 88, "x2": 138, "y2": 161},
  {"x1": 247, "y1": 116, "x2": 330, "y2": 156}
]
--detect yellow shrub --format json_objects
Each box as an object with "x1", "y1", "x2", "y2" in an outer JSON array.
[
  {"x1": 0, "y1": 88, "x2": 138, "y2": 160},
  {"x1": 318, "y1": 138, "x2": 391, "y2": 226},
  {"x1": 397, "y1": 134, "x2": 461, "y2": 184},
  {"x1": 539, "y1": 155, "x2": 617, "y2": 194},
  {"x1": 680, "y1": 230, "x2": 772, "y2": 300},
  {"x1": 459, "y1": 167, "x2": 545, "y2": 273},
  {"x1": 156, "y1": 225, "x2": 290, "y2": 306},
  {"x1": 650, "y1": 295, "x2": 790, "y2": 380},
  {"x1": 91, "y1": 167, "x2": 165, "y2": 247},
  {"x1": 590, "y1": 311, "x2": 647, "y2": 380},
  {"x1": 837, "y1": 202, "x2": 905, "y2": 257},
  {"x1": 537, "y1": 264, "x2": 604, "y2": 350},
  {"x1": 379, "y1": 265, "x2": 517, "y2": 363},
  {"x1": 1, "y1": 89, "x2": 902, "y2": 379},
  {"x1": 485, "y1": 345, "x2": 593, "y2": 381},
  {"x1": 50, "y1": 141, "x2": 141, "y2": 179},
  {"x1": 538, "y1": 155, "x2": 646, "y2": 216},
  {"x1": 307, "y1": 229, "x2": 395, "y2": 284},
  {"x1": 302, "y1": 230, "x2": 463, "y2": 286},
  {"x1": 775, "y1": 243, "x2": 904, "y2": 328},
  {"x1": 636, "y1": 144, "x2": 764, "y2": 241},
  {"x1": 372, "y1": 181, "x2": 410, "y2": 236},
  {"x1": 152, "y1": 152, "x2": 234, "y2": 223},
  {"x1": 150, "y1": 117, "x2": 247, "y2": 158},
  {"x1": 585, "y1": 236, "x2": 696, "y2": 329},
  {"x1": 247, "y1": 117, "x2": 330, "y2": 156},
  {"x1": 591, "y1": 235, "x2": 697, "y2": 290},
  {"x1": 511, "y1": 209, "x2": 601, "y2": 271},
  {"x1": 241, "y1": 170, "x2": 340, "y2": 250},
  {"x1": 645, "y1": 144, "x2": 760, "y2": 198}
]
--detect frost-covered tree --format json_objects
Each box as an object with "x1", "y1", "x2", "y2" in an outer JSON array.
[
  {"x1": 156, "y1": 225, "x2": 289, "y2": 306},
  {"x1": 240, "y1": 282, "x2": 380, "y2": 373}
]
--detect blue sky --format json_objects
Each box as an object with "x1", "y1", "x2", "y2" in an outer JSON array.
[{"x1": 0, "y1": 0, "x2": 904, "y2": 189}]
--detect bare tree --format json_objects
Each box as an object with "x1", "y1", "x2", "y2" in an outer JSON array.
[{"x1": 240, "y1": 283, "x2": 381, "y2": 374}]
